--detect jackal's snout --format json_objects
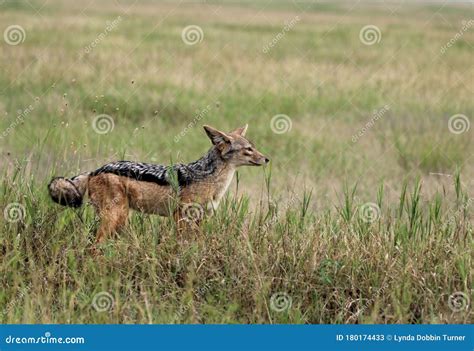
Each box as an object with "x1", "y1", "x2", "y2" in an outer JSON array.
[
  {"x1": 250, "y1": 150, "x2": 270, "y2": 166},
  {"x1": 203, "y1": 124, "x2": 269, "y2": 167}
]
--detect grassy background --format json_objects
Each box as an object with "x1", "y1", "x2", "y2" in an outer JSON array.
[{"x1": 0, "y1": 0, "x2": 472, "y2": 323}]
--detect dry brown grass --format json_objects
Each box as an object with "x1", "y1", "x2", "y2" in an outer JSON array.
[{"x1": 0, "y1": 0, "x2": 472, "y2": 324}]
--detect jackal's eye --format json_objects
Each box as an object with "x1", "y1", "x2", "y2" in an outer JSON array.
[{"x1": 245, "y1": 147, "x2": 253, "y2": 152}]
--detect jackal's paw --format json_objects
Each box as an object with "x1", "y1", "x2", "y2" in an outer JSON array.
[{"x1": 89, "y1": 245, "x2": 102, "y2": 256}]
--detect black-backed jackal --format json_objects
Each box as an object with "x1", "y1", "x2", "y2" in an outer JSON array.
[{"x1": 48, "y1": 125, "x2": 269, "y2": 245}]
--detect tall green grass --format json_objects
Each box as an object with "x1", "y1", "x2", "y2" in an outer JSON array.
[
  {"x1": 0, "y1": 0, "x2": 472, "y2": 324},
  {"x1": 0, "y1": 161, "x2": 472, "y2": 323}
]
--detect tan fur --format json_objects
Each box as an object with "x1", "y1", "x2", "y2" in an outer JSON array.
[
  {"x1": 87, "y1": 162, "x2": 238, "y2": 244},
  {"x1": 179, "y1": 164, "x2": 235, "y2": 209},
  {"x1": 49, "y1": 124, "x2": 269, "y2": 248}
]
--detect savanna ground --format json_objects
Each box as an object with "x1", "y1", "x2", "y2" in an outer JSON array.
[{"x1": 0, "y1": 0, "x2": 473, "y2": 324}]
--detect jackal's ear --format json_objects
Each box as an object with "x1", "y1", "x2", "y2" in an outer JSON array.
[
  {"x1": 231, "y1": 124, "x2": 248, "y2": 137},
  {"x1": 203, "y1": 125, "x2": 232, "y2": 145}
]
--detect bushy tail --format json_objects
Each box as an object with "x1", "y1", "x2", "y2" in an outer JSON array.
[{"x1": 48, "y1": 173, "x2": 89, "y2": 208}]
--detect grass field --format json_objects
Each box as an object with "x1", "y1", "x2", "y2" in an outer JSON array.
[{"x1": 0, "y1": 0, "x2": 473, "y2": 324}]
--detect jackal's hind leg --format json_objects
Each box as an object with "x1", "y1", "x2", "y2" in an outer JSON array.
[
  {"x1": 94, "y1": 204, "x2": 129, "y2": 244},
  {"x1": 173, "y1": 210, "x2": 187, "y2": 234},
  {"x1": 89, "y1": 175, "x2": 129, "y2": 245}
]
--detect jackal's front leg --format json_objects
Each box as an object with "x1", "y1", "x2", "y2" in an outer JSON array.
[{"x1": 173, "y1": 206, "x2": 202, "y2": 237}]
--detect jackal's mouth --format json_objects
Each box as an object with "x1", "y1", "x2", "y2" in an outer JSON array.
[{"x1": 249, "y1": 160, "x2": 262, "y2": 166}]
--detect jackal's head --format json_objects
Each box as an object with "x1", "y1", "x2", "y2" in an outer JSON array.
[{"x1": 203, "y1": 124, "x2": 270, "y2": 167}]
